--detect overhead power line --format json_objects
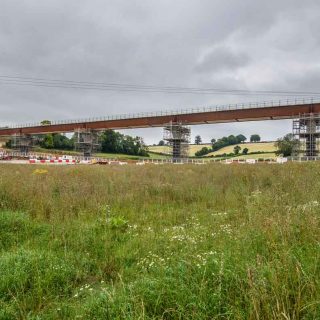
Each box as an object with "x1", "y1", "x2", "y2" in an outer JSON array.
[{"x1": 0, "y1": 74, "x2": 320, "y2": 97}]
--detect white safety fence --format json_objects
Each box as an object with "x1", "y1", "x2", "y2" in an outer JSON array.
[{"x1": 1, "y1": 149, "x2": 320, "y2": 166}]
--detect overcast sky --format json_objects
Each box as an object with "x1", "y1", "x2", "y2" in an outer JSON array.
[{"x1": 1, "y1": 0, "x2": 320, "y2": 144}]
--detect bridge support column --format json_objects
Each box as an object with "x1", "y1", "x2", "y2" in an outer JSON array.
[
  {"x1": 74, "y1": 128, "x2": 100, "y2": 158},
  {"x1": 293, "y1": 113, "x2": 320, "y2": 157},
  {"x1": 11, "y1": 134, "x2": 33, "y2": 154},
  {"x1": 163, "y1": 122, "x2": 190, "y2": 162}
]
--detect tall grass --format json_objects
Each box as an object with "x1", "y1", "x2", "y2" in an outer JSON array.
[{"x1": 0, "y1": 163, "x2": 319, "y2": 319}]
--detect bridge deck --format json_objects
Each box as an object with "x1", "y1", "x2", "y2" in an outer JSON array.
[{"x1": 1, "y1": 98, "x2": 320, "y2": 135}]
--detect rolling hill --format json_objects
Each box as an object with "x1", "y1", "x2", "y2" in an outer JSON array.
[
  {"x1": 205, "y1": 142, "x2": 276, "y2": 157},
  {"x1": 148, "y1": 144, "x2": 212, "y2": 156},
  {"x1": 149, "y1": 142, "x2": 277, "y2": 157}
]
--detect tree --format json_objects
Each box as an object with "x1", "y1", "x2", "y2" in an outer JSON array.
[
  {"x1": 100, "y1": 130, "x2": 123, "y2": 153},
  {"x1": 52, "y1": 133, "x2": 74, "y2": 150},
  {"x1": 42, "y1": 134, "x2": 54, "y2": 149},
  {"x1": 210, "y1": 138, "x2": 216, "y2": 146},
  {"x1": 195, "y1": 147, "x2": 210, "y2": 157},
  {"x1": 227, "y1": 135, "x2": 237, "y2": 145},
  {"x1": 5, "y1": 140, "x2": 11, "y2": 148},
  {"x1": 195, "y1": 135, "x2": 202, "y2": 145},
  {"x1": 100, "y1": 129, "x2": 149, "y2": 156},
  {"x1": 41, "y1": 120, "x2": 51, "y2": 125},
  {"x1": 158, "y1": 140, "x2": 165, "y2": 146},
  {"x1": 275, "y1": 133, "x2": 299, "y2": 157},
  {"x1": 250, "y1": 134, "x2": 261, "y2": 142},
  {"x1": 242, "y1": 147, "x2": 249, "y2": 155},
  {"x1": 233, "y1": 145, "x2": 241, "y2": 155},
  {"x1": 236, "y1": 134, "x2": 247, "y2": 143}
]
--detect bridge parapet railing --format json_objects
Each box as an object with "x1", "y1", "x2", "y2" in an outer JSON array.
[{"x1": 2, "y1": 97, "x2": 319, "y2": 130}]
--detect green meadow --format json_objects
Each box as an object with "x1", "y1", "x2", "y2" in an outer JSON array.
[{"x1": 0, "y1": 163, "x2": 319, "y2": 319}]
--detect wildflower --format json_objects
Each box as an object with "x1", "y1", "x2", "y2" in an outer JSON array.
[
  {"x1": 251, "y1": 190, "x2": 262, "y2": 197},
  {"x1": 32, "y1": 169, "x2": 48, "y2": 175},
  {"x1": 213, "y1": 212, "x2": 228, "y2": 216}
]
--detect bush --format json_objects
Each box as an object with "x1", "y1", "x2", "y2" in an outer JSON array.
[
  {"x1": 107, "y1": 216, "x2": 128, "y2": 230},
  {"x1": 195, "y1": 147, "x2": 210, "y2": 157}
]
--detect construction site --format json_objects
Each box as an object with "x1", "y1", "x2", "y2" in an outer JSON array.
[
  {"x1": 1, "y1": 98, "x2": 320, "y2": 164},
  {"x1": 2, "y1": 0, "x2": 320, "y2": 317}
]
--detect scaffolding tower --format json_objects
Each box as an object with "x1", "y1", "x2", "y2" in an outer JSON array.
[
  {"x1": 163, "y1": 122, "x2": 190, "y2": 161},
  {"x1": 11, "y1": 134, "x2": 33, "y2": 154},
  {"x1": 74, "y1": 129, "x2": 100, "y2": 157},
  {"x1": 292, "y1": 113, "x2": 320, "y2": 157}
]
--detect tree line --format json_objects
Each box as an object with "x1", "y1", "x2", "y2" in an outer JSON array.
[
  {"x1": 194, "y1": 134, "x2": 261, "y2": 157},
  {"x1": 100, "y1": 130, "x2": 148, "y2": 156},
  {"x1": 275, "y1": 133, "x2": 299, "y2": 157},
  {"x1": 194, "y1": 134, "x2": 260, "y2": 146},
  {"x1": 7, "y1": 129, "x2": 149, "y2": 157}
]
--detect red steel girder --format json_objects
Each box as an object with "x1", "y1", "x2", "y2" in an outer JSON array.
[{"x1": 0, "y1": 103, "x2": 319, "y2": 136}]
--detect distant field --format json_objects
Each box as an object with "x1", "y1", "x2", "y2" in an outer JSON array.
[
  {"x1": 5, "y1": 142, "x2": 277, "y2": 159},
  {"x1": 96, "y1": 152, "x2": 169, "y2": 160},
  {"x1": 205, "y1": 142, "x2": 276, "y2": 157},
  {"x1": 149, "y1": 142, "x2": 277, "y2": 158},
  {"x1": 0, "y1": 164, "x2": 319, "y2": 319},
  {"x1": 32, "y1": 147, "x2": 169, "y2": 160},
  {"x1": 232, "y1": 152, "x2": 277, "y2": 160},
  {"x1": 149, "y1": 144, "x2": 211, "y2": 156},
  {"x1": 0, "y1": 137, "x2": 8, "y2": 148}
]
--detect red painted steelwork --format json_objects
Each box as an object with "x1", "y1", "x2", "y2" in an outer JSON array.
[{"x1": 1, "y1": 103, "x2": 320, "y2": 136}]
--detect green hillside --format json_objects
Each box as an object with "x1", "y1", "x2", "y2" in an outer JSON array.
[
  {"x1": 205, "y1": 142, "x2": 276, "y2": 157},
  {"x1": 148, "y1": 144, "x2": 212, "y2": 156},
  {"x1": 149, "y1": 142, "x2": 277, "y2": 158}
]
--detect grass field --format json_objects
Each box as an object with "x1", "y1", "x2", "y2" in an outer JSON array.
[
  {"x1": 149, "y1": 142, "x2": 277, "y2": 158},
  {"x1": 205, "y1": 142, "x2": 276, "y2": 157},
  {"x1": 95, "y1": 152, "x2": 169, "y2": 160},
  {"x1": 148, "y1": 144, "x2": 212, "y2": 156},
  {"x1": 232, "y1": 153, "x2": 277, "y2": 160},
  {"x1": 0, "y1": 163, "x2": 319, "y2": 319},
  {"x1": 12, "y1": 142, "x2": 276, "y2": 159},
  {"x1": 0, "y1": 138, "x2": 7, "y2": 148},
  {"x1": 30, "y1": 147, "x2": 169, "y2": 160}
]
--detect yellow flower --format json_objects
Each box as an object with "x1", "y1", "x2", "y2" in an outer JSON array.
[{"x1": 33, "y1": 169, "x2": 48, "y2": 175}]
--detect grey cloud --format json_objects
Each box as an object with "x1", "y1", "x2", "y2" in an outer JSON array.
[
  {"x1": 0, "y1": 0, "x2": 320, "y2": 143},
  {"x1": 283, "y1": 68, "x2": 320, "y2": 93},
  {"x1": 194, "y1": 46, "x2": 250, "y2": 73}
]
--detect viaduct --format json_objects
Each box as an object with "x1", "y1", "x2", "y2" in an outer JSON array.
[{"x1": 1, "y1": 98, "x2": 319, "y2": 157}]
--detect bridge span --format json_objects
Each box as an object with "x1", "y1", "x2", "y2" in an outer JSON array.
[{"x1": 0, "y1": 98, "x2": 319, "y2": 136}]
